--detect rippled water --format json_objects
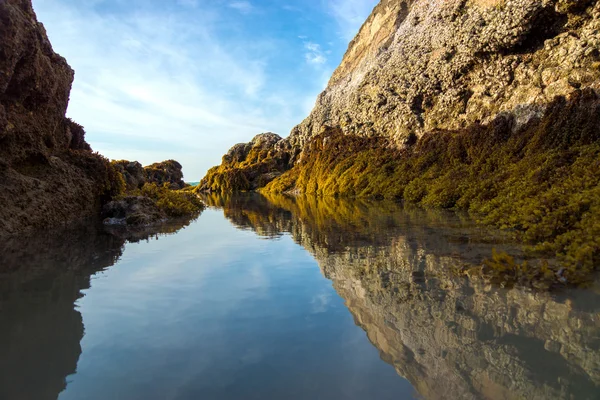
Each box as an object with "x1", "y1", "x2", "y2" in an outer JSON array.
[{"x1": 1, "y1": 193, "x2": 598, "y2": 400}]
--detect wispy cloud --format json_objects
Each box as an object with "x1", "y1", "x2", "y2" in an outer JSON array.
[
  {"x1": 177, "y1": 0, "x2": 198, "y2": 8},
  {"x1": 32, "y1": 0, "x2": 308, "y2": 178},
  {"x1": 228, "y1": 1, "x2": 253, "y2": 14},
  {"x1": 327, "y1": 0, "x2": 378, "y2": 40},
  {"x1": 31, "y1": 0, "x2": 361, "y2": 179},
  {"x1": 304, "y1": 41, "x2": 327, "y2": 65}
]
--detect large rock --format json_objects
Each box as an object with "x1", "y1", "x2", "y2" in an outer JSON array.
[
  {"x1": 0, "y1": 0, "x2": 122, "y2": 237},
  {"x1": 290, "y1": 0, "x2": 600, "y2": 149}
]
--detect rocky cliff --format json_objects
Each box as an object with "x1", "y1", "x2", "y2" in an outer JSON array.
[
  {"x1": 0, "y1": 1, "x2": 205, "y2": 237},
  {"x1": 291, "y1": 0, "x2": 600, "y2": 147},
  {"x1": 0, "y1": 0, "x2": 122, "y2": 236}
]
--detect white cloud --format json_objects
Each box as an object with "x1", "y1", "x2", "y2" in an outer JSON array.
[
  {"x1": 328, "y1": 0, "x2": 378, "y2": 40},
  {"x1": 228, "y1": 1, "x2": 253, "y2": 14},
  {"x1": 304, "y1": 41, "x2": 327, "y2": 65}
]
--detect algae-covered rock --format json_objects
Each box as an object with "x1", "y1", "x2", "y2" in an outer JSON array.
[
  {"x1": 111, "y1": 160, "x2": 145, "y2": 191},
  {"x1": 144, "y1": 160, "x2": 186, "y2": 189},
  {"x1": 204, "y1": 0, "x2": 600, "y2": 187},
  {"x1": 201, "y1": 0, "x2": 600, "y2": 284},
  {"x1": 197, "y1": 133, "x2": 290, "y2": 193},
  {"x1": 102, "y1": 183, "x2": 205, "y2": 226}
]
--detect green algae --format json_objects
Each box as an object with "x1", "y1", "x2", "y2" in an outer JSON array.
[
  {"x1": 263, "y1": 90, "x2": 600, "y2": 285},
  {"x1": 132, "y1": 183, "x2": 205, "y2": 218}
]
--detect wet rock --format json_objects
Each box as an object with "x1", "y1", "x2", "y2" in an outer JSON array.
[{"x1": 102, "y1": 196, "x2": 166, "y2": 226}]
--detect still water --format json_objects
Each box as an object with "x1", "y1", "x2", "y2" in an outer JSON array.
[{"x1": 0, "y1": 193, "x2": 599, "y2": 400}]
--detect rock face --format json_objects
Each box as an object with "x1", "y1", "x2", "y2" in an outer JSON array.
[
  {"x1": 198, "y1": 133, "x2": 289, "y2": 192},
  {"x1": 290, "y1": 0, "x2": 600, "y2": 148},
  {"x1": 201, "y1": 0, "x2": 600, "y2": 280},
  {"x1": 0, "y1": 0, "x2": 122, "y2": 237},
  {"x1": 113, "y1": 159, "x2": 188, "y2": 191}
]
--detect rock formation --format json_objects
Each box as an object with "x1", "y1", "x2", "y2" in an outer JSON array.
[
  {"x1": 207, "y1": 192, "x2": 600, "y2": 400},
  {"x1": 0, "y1": 0, "x2": 204, "y2": 237},
  {"x1": 291, "y1": 0, "x2": 600, "y2": 147},
  {"x1": 103, "y1": 159, "x2": 204, "y2": 226},
  {"x1": 198, "y1": 133, "x2": 290, "y2": 192},
  {"x1": 111, "y1": 160, "x2": 145, "y2": 191},
  {"x1": 144, "y1": 160, "x2": 186, "y2": 190},
  {"x1": 0, "y1": 0, "x2": 123, "y2": 237}
]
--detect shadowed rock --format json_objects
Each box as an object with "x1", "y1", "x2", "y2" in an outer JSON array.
[{"x1": 0, "y1": 0, "x2": 124, "y2": 237}]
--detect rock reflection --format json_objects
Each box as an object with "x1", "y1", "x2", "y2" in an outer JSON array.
[
  {"x1": 0, "y1": 219, "x2": 198, "y2": 400},
  {"x1": 206, "y1": 193, "x2": 600, "y2": 400}
]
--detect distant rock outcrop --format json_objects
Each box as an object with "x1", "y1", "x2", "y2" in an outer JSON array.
[
  {"x1": 111, "y1": 160, "x2": 145, "y2": 191},
  {"x1": 104, "y1": 160, "x2": 204, "y2": 226},
  {"x1": 144, "y1": 160, "x2": 186, "y2": 189},
  {"x1": 198, "y1": 133, "x2": 289, "y2": 192},
  {"x1": 0, "y1": 0, "x2": 123, "y2": 236}
]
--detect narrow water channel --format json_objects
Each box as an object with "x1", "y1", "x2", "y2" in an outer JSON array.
[{"x1": 1, "y1": 194, "x2": 598, "y2": 400}]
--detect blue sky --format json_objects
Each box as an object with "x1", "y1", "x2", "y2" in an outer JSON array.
[{"x1": 32, "y1": 0, "x2": 377, "y2": 180}]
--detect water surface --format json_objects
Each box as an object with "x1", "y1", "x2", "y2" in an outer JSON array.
[{"x1": 1, "y1": 194, "x2": 598, "y2": 400}]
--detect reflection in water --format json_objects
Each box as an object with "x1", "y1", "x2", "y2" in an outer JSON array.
[
  {"x1": 204, "y1": 193, "x2": 600, "y2": 400},
  {"x1": 1, "y1": 194, "x2": 599, "y2": 400},
  {"x1": 0, "y1": 219, "x2": 197, "y2": 400}
]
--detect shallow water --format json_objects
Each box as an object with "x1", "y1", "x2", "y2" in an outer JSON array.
[{"x1": 0, "y1": 193, "x2": 598, "y2": 400}]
